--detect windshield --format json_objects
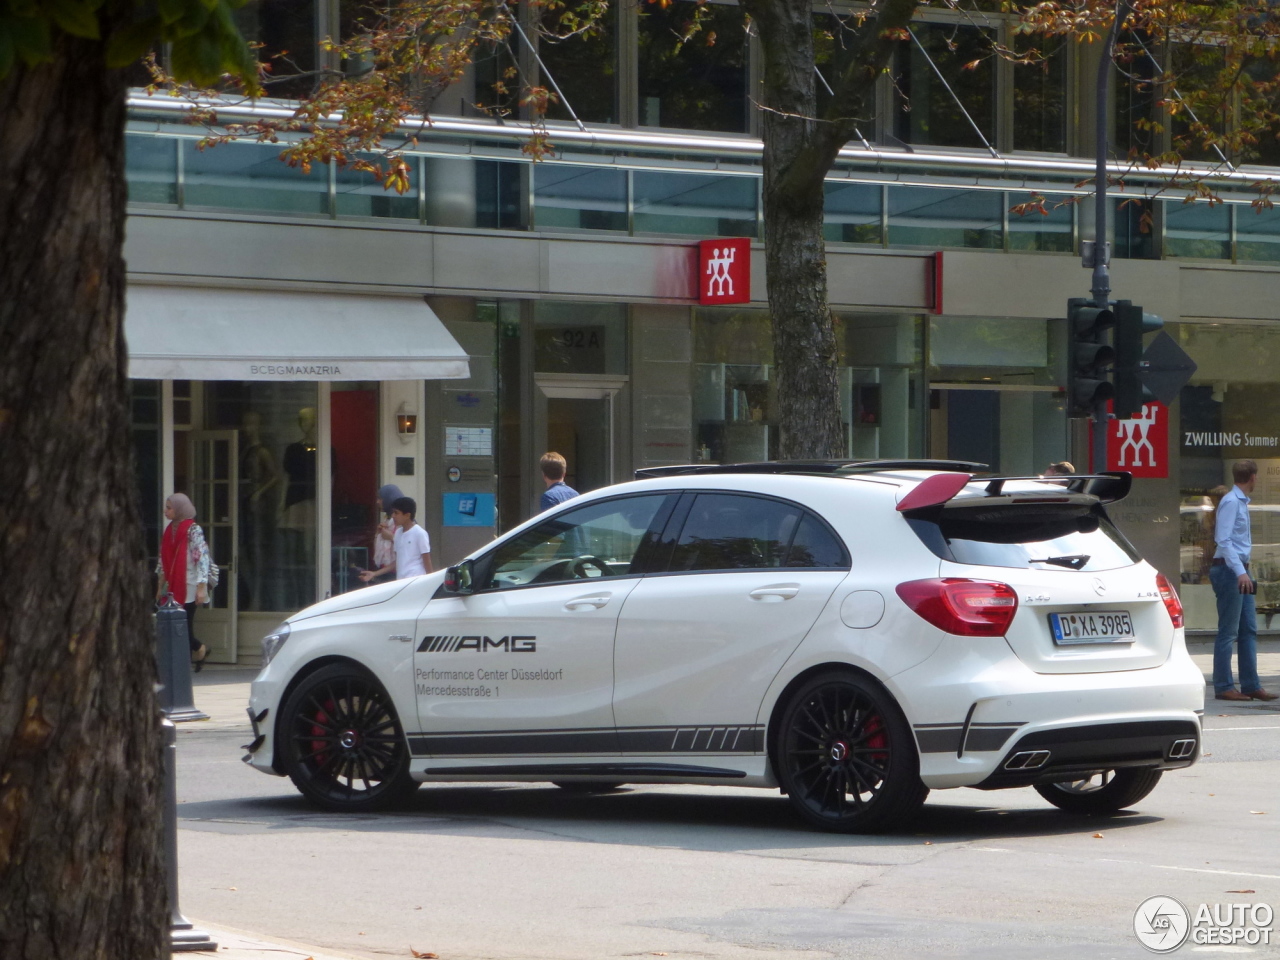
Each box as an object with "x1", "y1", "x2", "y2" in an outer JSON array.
[{"x1": 907, "y1": 506, "x2": 1141, "y2": 572}]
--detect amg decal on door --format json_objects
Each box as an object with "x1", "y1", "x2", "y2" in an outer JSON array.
[{"x1": 417, "y1": 635, "x2": 537, "y2": 653}]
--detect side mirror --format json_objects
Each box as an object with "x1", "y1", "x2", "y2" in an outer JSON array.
[{"x1": 443, "y1": 560, "x2": 475, "y2": 595}]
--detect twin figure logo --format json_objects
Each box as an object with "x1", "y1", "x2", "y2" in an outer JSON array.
[
  {"x1": 1114, "y1": 403, "x2": 1160, "y2": 468},
  {"x1": 705, "y1": 246, "x2": 738, "y2": 298}
]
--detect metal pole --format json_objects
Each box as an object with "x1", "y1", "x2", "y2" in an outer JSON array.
[
  {"x1": 164, "y1": 717, "x2": 216, "y2": 953},
  {"x1": 1091, "y1": 0, "x2": 1130, "y2": 472}
]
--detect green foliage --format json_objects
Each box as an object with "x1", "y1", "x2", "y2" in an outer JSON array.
[{"x1": 0, "y1": 0, "x2": 257, "y2": 90}]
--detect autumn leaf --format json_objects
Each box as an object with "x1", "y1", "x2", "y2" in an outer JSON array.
[
  {"x1": 410, "y1": 949, "x2": 439, "y2": 959},
  {"x1": 1228, "y1": 890, "x2": 1256, "y2": 894},
  {"x1": 1092, "y1": 833, "x2": 1104, "y2": 838}
]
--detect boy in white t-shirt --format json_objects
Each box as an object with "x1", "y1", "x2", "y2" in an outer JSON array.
[{"x1": 359, "y1": 496, "x2": 433, "y2": 581}]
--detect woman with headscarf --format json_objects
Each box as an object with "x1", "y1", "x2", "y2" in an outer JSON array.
[
  {"x1": 369, "y1": 484, "x2": 403, "y2": 584},
  {"x1": 156, "y1": 493, "x2": 213, "y2": 669}
]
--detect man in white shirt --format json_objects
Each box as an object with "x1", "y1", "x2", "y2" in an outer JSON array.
[
  {"x1": 359, "y1": 496, "x2": 433, "y2": 581},
  {"x1": 1212, "y1": 460, "x2": 1277, "y2": 701}
]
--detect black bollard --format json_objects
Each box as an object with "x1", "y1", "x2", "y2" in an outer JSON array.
[
  {"x1": 164, "y1": 717, "x2": 217, "y2": 953},
  {"x1": 155, "y1": 598, "x2": 208, "y2": 722}
]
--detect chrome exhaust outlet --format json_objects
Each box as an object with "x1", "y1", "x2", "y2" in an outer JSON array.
[
  {"x1": 1004, "y1": 750, "x2": 1051, "y2": 770},
  {"x1": 1168, "y1": 738, "x2": 1197, "y2": 760}
]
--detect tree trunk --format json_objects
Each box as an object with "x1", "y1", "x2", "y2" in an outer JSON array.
[
  {"x1": 0, "y1": 29, "x2": 167, "y2": 960},
  {"x1": 747, "y1": 0, "x2": 845, "y2": 460}
]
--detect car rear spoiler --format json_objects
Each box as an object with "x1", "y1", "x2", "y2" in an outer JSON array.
[
  {"x1": 634, "y1": 459, "x2": 989, "y2": 480},
  {"x1": 897, "y1": 471, "x2": 1132, "y2": 515}
]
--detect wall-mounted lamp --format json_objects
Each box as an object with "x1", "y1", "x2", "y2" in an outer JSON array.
[{"x1": 396, "y1": 402, "x2": 418, "y2": 444}]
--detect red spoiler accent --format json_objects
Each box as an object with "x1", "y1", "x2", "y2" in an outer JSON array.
[{"x1": 896, "y1": 473, "x2": 972, "y2": 513}]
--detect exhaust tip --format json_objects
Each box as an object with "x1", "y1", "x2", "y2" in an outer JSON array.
[
  {"x1": 1004, "y1": 749, "x2": 1051, "y2": 770},
  {"x1": 1168, "y1": 738, "x2": 1197, "y2": 760}
]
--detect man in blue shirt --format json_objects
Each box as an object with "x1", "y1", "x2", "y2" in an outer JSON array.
[
  {"x1": 539, "y1": 451, "x2": 580, "y2": 512},
  {"x1": 1212, "y1": 460, "x2": 1277, "y2": 701}
]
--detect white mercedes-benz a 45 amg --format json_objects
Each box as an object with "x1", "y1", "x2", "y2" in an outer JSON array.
[{"x1": 243, "y1": 460, "x2": 1204, "y2": 832}]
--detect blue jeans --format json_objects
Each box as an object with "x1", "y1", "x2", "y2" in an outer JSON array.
[{"x1": 1210, "y1": 563, "x2": 1260, "y2": 694}]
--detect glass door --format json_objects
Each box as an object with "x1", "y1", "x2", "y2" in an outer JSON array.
[
  {"x1": 187, "y1": 430, "x2": 239, "y2": 662},
  {"x1": 546, "y1": 397, "x2": 611, "y2": 494}
]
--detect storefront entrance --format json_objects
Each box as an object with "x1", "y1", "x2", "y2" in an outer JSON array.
[{"x1": 535, "y1": 373, "x2": 627, "y2": 498}]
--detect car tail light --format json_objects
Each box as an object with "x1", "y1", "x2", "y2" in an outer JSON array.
[
  {"x1": 1156, "y1": 572, "x2": 1184, "y2": 628},
  {"x1": 895, "y1": 578, "x2": 1019, "y2": 637}
]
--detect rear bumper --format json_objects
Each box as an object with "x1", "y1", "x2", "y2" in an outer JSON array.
[
  {"x1": 973, "y1": 718, "x2": 1200, "y2": 789},
  {"x1": 889, "y1": 633, "x2": 1205, "y2": 789}
]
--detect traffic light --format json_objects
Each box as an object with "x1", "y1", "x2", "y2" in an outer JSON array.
[
  {"x1": 1067, "y1": 297, "x2": 1115, "y2": 417},
  {"x1": 1113, "y1": 300, "x2": 1163, "y2": 418}
]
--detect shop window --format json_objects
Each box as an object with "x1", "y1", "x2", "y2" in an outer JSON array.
[
  {"x1": 476, "y1": 160, "x2": 528, "y2": 230},
  {"x1": 1113, "y1": 197, "x2": 1157, "y2": 259},
  {"x1": 632, "y1": 172, "x2": 756, "y2": 237},
  {"x1": 1169, "y1": 43, "x2": 1230, "y2": 164},
  {"x1": 234, "y1": 0, "x2": 320, "y2": 101},
  {"x1": 183, "y1": 141, "x2": 329, "y2": 216},
  {"x1": 892, "y1": 23, "x2": 997, "y2": 150},
  {"x1": 693, "y1": 309, "x2": 775, "y2": 463},
  {"x1": 928, "y1": 316, "x2": 1067, "y2": 475},
  {"x1": 1012, "y1": 39, "x2": 1067, "y2": 153},
  {"x1": 474, "y1": 34, "x2": 523, "y2": 119},
  {"x1": 533, "y1": 301, "x2": 627, "y2": 374},
  {"x1": 1242, "y1": 59, "x2": 1280, "y2": 167},
  {"x1": 335, "y1": 156, "x2": 419, "y2": 220},
  {"x1": 125, "y1": 135, "x2": 177, "y2": 205},
  {"x1": 533, "y1": 165, "x2": 626, "y2": 231},
  {"x1": 888, "y1": 186, "x2": 1002, "y2": 249},
  {"x1": 1114, "y1": 33, "x2": 1161, "y2": 158},
  {"x1": 1164, "y1": 200, "x2": 1231, "y2": 259},
  {"x1": 1235, "y1": 203, "x2": 1280, "y2": 262},
  {"x1": 1173, "y1": 322, "x2": 1280, "y2": 631},
  {"x1": 637, "y1": 0, "x2": 748, "y2": 133},
  {"x1": 823, "y1": 182, "x2": 882, "y2": 244},
  {"x1": 540, "y1": 4, "x2": 619, "y2": 124},
  {"x1": 204, "y1": 381, "x2": 320, "y2": 613},
  {"x1": 1007, "y1": 191, "x2": 1074, "y2": 252},
  {"x1": 836, "y1": 314, "x2": 925, "y2": 460}
]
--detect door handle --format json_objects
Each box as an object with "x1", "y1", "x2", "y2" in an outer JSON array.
[
  {"x1": 564, "y1": 594, "x2": 611, "y2": 610},
  {"x1": 749, "y1": 584, "x2": 800, "y2": 602}
]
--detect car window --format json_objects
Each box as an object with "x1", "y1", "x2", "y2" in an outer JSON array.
[
  {"x1": 907, "y1": 505, "x2": 1141, "y2": 572},
  {"x1": 785, "y1": 514, "x2": 848, "y2": 568},
  {"x1": 481, "y1": 495, "x2": 669, "y2": 590},
  {"x1": 668, "y1": 493, "x2": 806, "y2": 571}
]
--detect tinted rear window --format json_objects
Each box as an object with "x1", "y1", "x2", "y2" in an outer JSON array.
[{"x1": 908, "y1": 505, "x2": 1141, "y2": 572}]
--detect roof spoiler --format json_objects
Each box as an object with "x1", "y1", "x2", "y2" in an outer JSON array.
[
  {"x1": 635, "y1": 459, "x2": 989, "y2": 480},
  {"x1": 897, "y1": 471, "x2": 1132, "y2": 514}
]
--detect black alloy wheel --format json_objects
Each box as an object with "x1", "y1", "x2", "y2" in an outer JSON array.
[
  {"x1": 775, "y1": 671, "x2": 927, "y2": 832},
  {"x1": 280, "y1": 663, "x2": 419, "y2": 812},
  {"x1": 1034, "y1": 768, "x2": 1163, "y2": 815}
]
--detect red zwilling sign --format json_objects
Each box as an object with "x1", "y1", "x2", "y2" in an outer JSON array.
[
  {"x1": 1105, "y1": 401, "x2": 1169, "y2": 478},
  {"x1": 698, "y1": 238, "x2": 751, "y2": 304}
]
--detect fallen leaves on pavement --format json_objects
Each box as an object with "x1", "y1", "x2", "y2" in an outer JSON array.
[{"x1": 410, "y1": 949, "x2": 439, "y2": 958}]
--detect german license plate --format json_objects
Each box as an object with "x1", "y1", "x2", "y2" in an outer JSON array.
[{"x1": 1050, "y1": 610, "x2": 1135, "y2": 644}]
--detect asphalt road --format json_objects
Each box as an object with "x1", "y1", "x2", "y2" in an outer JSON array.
[{"x1": 176, "y1": 661, "x2": 1280, "y2": 960}]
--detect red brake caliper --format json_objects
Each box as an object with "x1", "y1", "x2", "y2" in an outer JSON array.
[
  {"x1": 310, "y1": 698, "x2": 335, "y2": 768},
  {"x1": 864, "y1": 714, "x2": 888, "y2": 764}
]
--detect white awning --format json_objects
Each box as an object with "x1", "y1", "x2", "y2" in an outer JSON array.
[{"x1": 125, "y1": 286, "x2": 470, "y2": 381}]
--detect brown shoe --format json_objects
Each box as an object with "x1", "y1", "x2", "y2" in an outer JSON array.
[
  {"x1": 1246, "y1": 688, "x2": 1280, "y2": 701},
  {"x1": 1216, "y1": 689, "x2": 1252, "y2": 701}
]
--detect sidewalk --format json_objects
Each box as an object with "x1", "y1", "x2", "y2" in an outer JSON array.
[{"x1": 181, "y1": 921, "x2": 372, "y2": 960}]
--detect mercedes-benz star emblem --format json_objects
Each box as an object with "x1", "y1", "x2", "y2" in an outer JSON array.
[{"x1": 1092, "y1": 577, "x2": 1107, "y2": 597}]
